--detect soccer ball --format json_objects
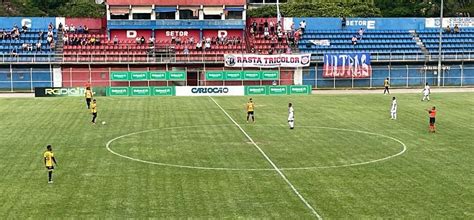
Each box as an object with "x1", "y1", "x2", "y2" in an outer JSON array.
[{"x1": 102, "y1": 121, "x2": 106, "y2": 125}]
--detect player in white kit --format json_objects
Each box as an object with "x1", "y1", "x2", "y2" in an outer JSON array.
[
  {"x1": 390, "y1": 97, "x2": 397, "y2": 120},
  {"x1": 422, "y1": 83, "x2": 430, "y2": 101},
  {"x1": 288, "y1": 103, "x2": 295, "y2": 129}
]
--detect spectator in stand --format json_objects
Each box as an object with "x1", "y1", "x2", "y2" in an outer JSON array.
[
  {"x1": 58, "y1": 22, "x2": 63, "y2": 31},
  {"x1": 48, "y1": 30, "x2": 53, "y2": 37},
  {"x1": 183, "y1": 47, "x2": 189, "y2": 55},
  {"x1": 299, "y1": 20, "x2": 306, "y2": 34},
  {"x1": 50, "y1": 42, "x2": 55, "y2": 52},
  {"x1": 135, "y1": 36, "x2": 141, "y2": 44},
  {"x1": 113, "y1": 35, "x2": 119, "y2": 45},
  {"x1": 0, "y1": 29, "x2": 4, "y2": 40},
  {"x1": 176, "y1": 36, "x2": 182, "y2": 45},
  {"x1": 63, "y1": 24, "x2": 68, "y2": 33},
  {"x1": 36, "y1": 41, "x2": 42, "y2": 52},
  {"x1": 22, "y1": 43, "x2": 28, "y2": 51},
  {"x1": 47, "y1": 35, "x2": 53, "y2": 44},
  {"x1": 38, "y1": 31, "x2": 44, "y2": 41},
  {"x1": 358, "y1": 28, "x2": 364, "y2": 40},
  {"x1": 269, "y1": 21, "x2": 275, "y2": 34},
  {"x1": 48, "y1": 22, "x2": 54, "y2": 31},
  {"x1": 454, "y1": 24, "x2": 460, "y2": 34},
  {"x1": 140, "y1": 36, "x2": 146, "y2": 44},
  {"x1": 70, "y1": 24, "x2": 75, "y2": 33},
  {"x1": 27, "y1": 43, "x2": 33, "y2": 51},
  {"x1": 286, "y1": 47, "x2": 292, "y2": 54},
  {"x1": 84, "y1": 25, "x2": 89, "y2": 34},
  {"x1": 63, "y1": 34, "x2": 68, "y2": 45},
  {"x1": 352, "y1": 35, "x2": 358, "y2": 45},
  {"x1": 294, "y1": 30, "x2": 301, "y2": 45},
  {"x1": 149, "y1": 36, "x2": 155, "y2": 46},
  {"x1": 78, "y1": 25, "x2": 84, "y2": 34},
  {"x1": 264, "y1": 27, "x2": 270, "y2": 40},
  {"x1": 21, "y1": 24, "x2": 28, "y2": 33},
  {"x1": 89, "y1": 36, "x2": 96, "y2": 45},
  {"x1": 11, "y1": 48, "x2": 18, "y2": 57},
  {"x1": 445, "y1": 25, "x2": 451, "y2": 33},
  {"x1": 188, "y1": 36, "x2": 194, "y2": 45},
  {"x1": 196, "y1": 40, "x2": 202, "y2": 50},
  {"x1": 204, "y1": 39, "x2": 211, "y2": 49},
  {"x1": 219, "y1": 34, "x2": 226, "y2": 45},
  {"x1": 171, "y1": 34, "x2": 176, "y2": 44},
  {"x1": 342, "y1": 17, "x2": 346, "y2": 29},
  {"x1": 250, "y1": 26, "x2": 255, "y2": 36},
  {"x1": 264, "y1": 19, "x2": 269, "y2": 29},
  {"x1": 251, "y1": 20, "x2": 257, "y2": 35},
  {"x1": 236, "y1": 37, "x2": 241, "y2": 45}
]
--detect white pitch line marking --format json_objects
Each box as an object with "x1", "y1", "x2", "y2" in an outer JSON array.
[
  {"x1": 105, "y1": 124, "x2": 407, "y2": 171},
  {"x1": 209, "y1": 97, "x2": 323, "y2": 220}
]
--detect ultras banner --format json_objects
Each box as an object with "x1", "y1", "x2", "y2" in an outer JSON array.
[
  {"x1": 323, "y1": 53, "x2": 372, "y2": 78},
  {"x1": 224, "y1": 54, "x2": 311, "y2": 68}
]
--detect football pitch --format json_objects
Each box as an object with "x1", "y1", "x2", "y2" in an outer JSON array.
[{"x1": 0, "y1": 92, "x2": 473, "y2": 218}]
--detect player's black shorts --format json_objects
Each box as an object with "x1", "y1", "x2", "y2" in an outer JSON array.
[
  {"x1": 46, "y1": 166, "x2": 54, "y2": 170},
  {"x1": 430, "y1": 117, "x2": 436, "y2": 124},
  {"x1": 86, "y1": 98, "x2": 91, "y2": 102},
  {"x1": 93, "y1": 112, "x2": 97, "y2": 116},
  {"x1": 247, "y1": 111, "x2": 254, "y2": 116}
]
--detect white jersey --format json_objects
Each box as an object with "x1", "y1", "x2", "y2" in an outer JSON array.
[
  {"x1": 391, "y1": 100, "x2": 397, "y2": 112},
  {"x1": 423, "y1": 85, "x2": 430, "y2": 95},
  {"x1": 288, "y1": 107, "x2": 294, "y2": 121}
]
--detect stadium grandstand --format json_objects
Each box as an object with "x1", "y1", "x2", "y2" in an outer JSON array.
[{"x1": 0, "y1": 0, "x2": 473, "y2": 91}]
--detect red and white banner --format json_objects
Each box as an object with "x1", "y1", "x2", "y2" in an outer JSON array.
[{"x1": 224, "y1": 54, "x2": 311, "y2": 68}]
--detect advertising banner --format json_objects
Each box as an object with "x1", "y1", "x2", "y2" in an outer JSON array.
[
  {"x1": 111, "y1": 72, "x2": 130, "y2": 81},
  {"x1": 167, "y1": 71, "x2": 186, "y2": 81},
  {"x1": 149, "y1": 71, "x2": 167, "y2": 81},
  {"x1": 425, "y1": 17, "x2": 474, "y2": 28},
  {"x1": 35, "y1": 87, "x2": 106, "y2": 97},
  {"x1": 111, "y1": 71, "x2": 187, "y2": 81},
  {"x1": 225, "y1": 71, "x2": 242, "y2": 80},
  {"x1": 131, "y1": 87, "x2": 151, "y2": 96},
  {"x1": 206, "y1": 70, "x2": 279, "y2": 81},
  {"x1": 269, "y1": 86, "x2": 288, "y2": 95},
  {"x1": 175, "y1": 86, "x2": 244, "y2": 96},
  {"x1": 245, "y1": 86, "x2": 267, "y2": 95},
  {"x1": 244, "y1": 85, "x2": 311, "y2": 95},
  {"x1": 323, "y1": 53, "x2": 372, "y2": 78},
  {"x1": 130, "y1": 72, "x2": 148, "y2": 81},
  {"x1": 206, "y1": 71, "x2": 224, "y2": 80},
  {"x1": 224, "y1": 54, "x2": 311, "y2": 68},
  {"x1": 152, "y1": 86, "x2": 175, "y2": 96},
  {"x1": 107, "y1": 87, "x2": 129, "y2": 96}
]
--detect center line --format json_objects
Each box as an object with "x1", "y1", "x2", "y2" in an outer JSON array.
[{"x1": 209, "y1": 96, "x2": 323, "y2": 219}]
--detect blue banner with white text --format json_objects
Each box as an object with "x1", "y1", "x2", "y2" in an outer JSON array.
[{"x1": 323, "y1": 53, "x2": 372, "y2": 78}]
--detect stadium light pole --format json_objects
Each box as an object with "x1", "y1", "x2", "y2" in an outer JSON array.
[
  {"x1": 437, "y1": 0, "x2": 444, "y2": 86},
  {"x1": 276, "y1": 0, "x2": 281, "y2": 24}
]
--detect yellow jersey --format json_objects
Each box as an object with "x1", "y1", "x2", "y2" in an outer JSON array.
[
  {"x1": 384, "y1": 79, "x2": 390, "y2": 87},
  {"x1": 246, "y1": 102, "x2": 255, "y2": 112},
  {"x1": 91, "y1": 103, "x2": 97, "y2": 113},
  {"x1": 44, "y1": 151, "x2": 54, "y2": 167},
  {"x1": 85, "y1": 89, "x2": 93, "y2": 99}
]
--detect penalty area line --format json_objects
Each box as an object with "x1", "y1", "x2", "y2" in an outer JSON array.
[{"x1": 209, "y1": 96, "x2": 323, "y2": 220}]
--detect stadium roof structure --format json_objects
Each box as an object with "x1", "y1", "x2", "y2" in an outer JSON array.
[{"x1": 106, "y1": 0, "x2": 246, "y2": 6}]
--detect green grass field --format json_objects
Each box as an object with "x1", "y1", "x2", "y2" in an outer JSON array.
[{"x1": 0, "y1": 92, "x2": 473, "y2": 218}]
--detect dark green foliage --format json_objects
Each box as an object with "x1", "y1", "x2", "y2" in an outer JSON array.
[
  {"x1": 3, "y1": 0, "x2": 104, "y2": 17},
  {"x1": 248, "y1": 2, "x2": 382, "y2": 18}
]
